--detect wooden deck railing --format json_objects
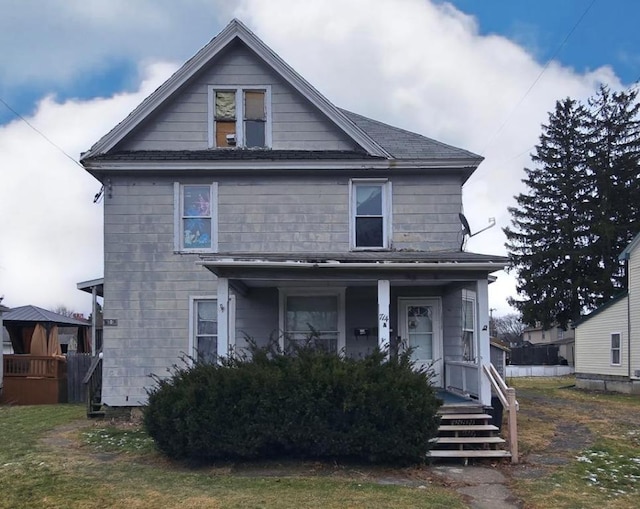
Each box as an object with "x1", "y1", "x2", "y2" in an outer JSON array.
[
  {"x1": 483, "y1": 363, "x2": 519, "y2": 463},
  {"x1": 2, "y1": 355, "x2": 67, "y2": 405},
  {"x1": 3, "y1": 355, "x2": 66, "y2": 378}
]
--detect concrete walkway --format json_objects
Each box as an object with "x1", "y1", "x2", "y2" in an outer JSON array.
[{"x1": 431, "y1": 466, "x2": 521, "y2": 509}]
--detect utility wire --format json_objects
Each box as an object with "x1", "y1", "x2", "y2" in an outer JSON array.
[
  {"x1": 0, "y1": 96, "x2": 84, "y2": 169},
  {"x1": 477, "y1": 0, "x2": 598, "y2": 156}
]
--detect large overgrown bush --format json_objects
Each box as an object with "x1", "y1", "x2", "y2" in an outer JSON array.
[{"x1": 143, "y1": 342, "x2": 441, "y2": 464}]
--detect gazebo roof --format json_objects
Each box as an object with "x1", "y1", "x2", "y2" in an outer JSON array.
[{"x1": 2, "y1": 305, "x2": 89, "y2": 326}]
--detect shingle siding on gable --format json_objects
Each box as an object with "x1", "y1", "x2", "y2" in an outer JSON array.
[{"x1": 117, "y1": 42, "x2": 358, "y2": 152}]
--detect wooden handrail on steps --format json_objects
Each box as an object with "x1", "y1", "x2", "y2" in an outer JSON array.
[{"x1": 483, "y1": 363, "x2": 519, "y2": 464}]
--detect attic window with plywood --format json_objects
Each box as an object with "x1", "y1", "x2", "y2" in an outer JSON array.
[{"x1": 208, "y1": 86, "x2": 272, "y2": 149}]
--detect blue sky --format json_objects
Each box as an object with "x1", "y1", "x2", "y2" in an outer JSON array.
[
  {"x1": 0, "y1": 0, "x2": 636, "y2": 314},
  {"x1": 447, "y1": 0, "x2": 639, "y2": 83}
]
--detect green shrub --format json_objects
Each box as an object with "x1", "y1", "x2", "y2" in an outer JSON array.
[{"x1": 143, "y1": 342, "x2": 442, "y2": 464}]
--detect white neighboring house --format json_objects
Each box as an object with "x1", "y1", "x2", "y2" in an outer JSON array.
[
  {"x1": 0, "y1": 303, "x2": 10, "y2": 394},
  {"x1": 574, "y1": 233, "x2": 640, "y2": 394}
]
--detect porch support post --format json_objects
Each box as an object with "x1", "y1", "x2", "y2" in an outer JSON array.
[
  {"x1": 476, "y1": 277, "x2": 492, "y2": 406},
  {"x1": 377, "y1": 280, "x2": 390, "y2": 354},
  {"x1": 91, "y1": 285, "x2": 97, "y2": 354},
  {"x1": 217, "y1": 277, "x2": 229, "y2": 359}
]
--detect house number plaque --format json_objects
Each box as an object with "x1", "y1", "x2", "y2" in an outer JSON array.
[{"x1": 104, "y1": 319, "x2": 118, "y2": 326}]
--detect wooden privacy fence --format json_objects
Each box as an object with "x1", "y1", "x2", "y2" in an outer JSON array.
[{"x1": 66, "y1": 352, "x2": 92, "y2": 403}]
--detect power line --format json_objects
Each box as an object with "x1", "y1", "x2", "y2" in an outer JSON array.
[
  {"x1": 0, "y1": 96, "x2": 84, "y2": 169},
  {"x1": 478, "y1": 0, "x2": 598, "y2": 156}
]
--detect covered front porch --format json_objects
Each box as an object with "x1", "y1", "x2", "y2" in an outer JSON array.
[{"x1": 199, "y1": 251, "x2": 505, "y2": 408}]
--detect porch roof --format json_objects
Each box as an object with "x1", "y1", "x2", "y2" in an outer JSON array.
[{"x1": 198, "y1": 251, "x2": 507, "y2": 283}]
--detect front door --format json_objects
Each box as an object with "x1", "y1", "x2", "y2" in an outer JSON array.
[{"x1": 398, "y1": 298, "x2": 442, "y2": 387}]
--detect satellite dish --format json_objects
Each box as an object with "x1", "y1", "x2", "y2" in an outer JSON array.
[
  {"x1": 459, "y1": 213, "x2": 471, "y2": 237},
  {"x1": 459, "y1": 213, "x2": 496, "y2": 250}
]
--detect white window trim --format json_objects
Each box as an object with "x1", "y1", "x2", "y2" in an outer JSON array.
[
  {"x1": 188, "y1": 295, "x2": 236, "y2": 366},
  {"x1": 174, "y1": 182, "x2": 218, "y2": 253},
  {"x1": 610, "y1": 331, "x2": 622, "y2": 366},
  {"x1": 349, "y1": 178, "x2": 392, "y2": 250},
  {"x1": 278, "y1": 287, "x2": 346, "y2": 354},
  {"x1": 207, "y1": 85, "x2": 272, "y2": 149},
  {"x1": 462, "y1": 289, "x2": 477, "y2": 363}
]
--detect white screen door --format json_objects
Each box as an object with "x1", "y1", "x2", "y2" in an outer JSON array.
[{"x1": 398, "y1": 298, "x2": 442, "y2": 386}]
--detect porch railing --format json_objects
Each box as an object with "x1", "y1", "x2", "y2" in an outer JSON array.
[
  {"x1": 483, "y1": 362, "x2": 519, "y2": 463},
  {"x1": 82, "y1": 353, "x2": 103, "y2": 417},
  {"x1": 444, "y1": 360, "x2": 479, "y2": 398}
]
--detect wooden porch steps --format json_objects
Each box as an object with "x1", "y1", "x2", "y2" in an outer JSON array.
[{"x1": 427, "y1": 406, "x2": 511, "y2": 462}]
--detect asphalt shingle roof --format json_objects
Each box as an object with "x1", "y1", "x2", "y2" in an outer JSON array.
[{"x1": 340, "y1": 109, "x2": 483, "y2": 161}]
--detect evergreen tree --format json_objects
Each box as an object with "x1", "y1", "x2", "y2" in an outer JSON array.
[
  {"x1": 585, "y1": 85, "x2": 640, "y2": 302},
  {"x1": 505, "y1": 98, "x2": 592, "y2": 328}
]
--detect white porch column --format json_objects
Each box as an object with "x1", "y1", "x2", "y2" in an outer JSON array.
[
  {"x1": 377, "y1": 280, "x2": 391, "y2": 353},
  {"x1": 476, "y1": 277, "x2": 492, "y2": 406},
  {"x1": 217, "y1": 277, "x2": 229, "y2": 359}
]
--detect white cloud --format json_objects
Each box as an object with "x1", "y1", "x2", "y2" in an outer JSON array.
[
  {"x1": 0, "y1": 0, "x2": 626, "y2": 317},
  {"x1": 0, "y1": 62, "x2": 175, "y2": 314}
]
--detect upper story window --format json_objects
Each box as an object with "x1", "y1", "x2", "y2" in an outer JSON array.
[
  {"x1": 350, "y1": 179, "x2": 391, "y2": 249},
  {"x1": 208, "y1": 86, "x2": 271, "y2": 149},
  {"x1": 174, "y1": 183, "x2": 218, "y2": 252}
]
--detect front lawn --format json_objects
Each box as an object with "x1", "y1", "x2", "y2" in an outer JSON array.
[{"x1": 0, "y1": 404, "x2": 464, "y2": 509}]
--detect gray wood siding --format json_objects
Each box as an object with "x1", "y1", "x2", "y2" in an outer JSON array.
[
  {"x1": 117, "y1": 42, "x2": 357, "y2": 152},
  {"x1": 218, "y1": 174, "x2": 462, "y2": 253},
  {"x1": 102, "y1": 177, "x2": 218, "y2": 406}
]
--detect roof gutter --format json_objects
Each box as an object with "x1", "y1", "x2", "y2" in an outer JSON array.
[{"x1": 197, "y1": 260, "x2": 505, "y2": 271}]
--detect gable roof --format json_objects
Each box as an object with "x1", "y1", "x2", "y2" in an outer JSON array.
[
  {"x1": 619, "y1": 231, "x2": 640, "y2": 261},
  {"x1": 2, "y1": 305, "x2": 89, "y2": 326},
  {"x1": 572, "y1": 292, "x2": 628, "y2": 328},
  {"x1": 81, "y1": 19, "x2": 390, "y2": 161}
]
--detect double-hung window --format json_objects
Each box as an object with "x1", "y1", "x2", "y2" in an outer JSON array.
[
  {"x1": 174, "y1": 183, "x2": 218, "y2": 252},
  {"x1": 193, "y1": 299, "x2": 217, "y2": 363},
  {"x1": 279, "y1": 289, "x2": 345, "y2": 354},
  {"x1": 462, "y1": 291, "x2": 476, "y2": 362},
  {"x1": 611, "y1": 332, "x2": 621, "y2": 365},
  {"x1": 209, "y1": 86, "x2": 271, "y2": 148},
  {"x1": 350, "y1": 179, "x2": 391, "y2": 249}
]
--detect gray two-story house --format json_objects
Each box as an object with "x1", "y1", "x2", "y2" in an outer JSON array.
[{"x1": 80, "y1": 19, "x2": 506, "y2": 411}]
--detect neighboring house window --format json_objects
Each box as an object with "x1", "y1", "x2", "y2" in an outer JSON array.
[
  {"x1": 558, "y1": 328, "x2": 564, "y2": 340},
  {"x1": 174, "y1": 183, "x2": 218, "y2": 252},
  {"x1": 208, "y1": 86, "x2": 271, "y2": 148},
  {"x1": 611, "y1": 332, "x2": 621, "y2": 365},
  {"x1": 350, "y1": 179, "x2": 391, "y2": 249},
  {"x1": 194, "y1": 299, "x2": 217, "y2": 363},
  {"x1": 462, "y1": 292, "x2": 475, "y2": 361}
]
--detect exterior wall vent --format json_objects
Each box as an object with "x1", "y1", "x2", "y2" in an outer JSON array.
[{"x1": 634, "y1": 369, "x2": 640, "y2": 378}]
